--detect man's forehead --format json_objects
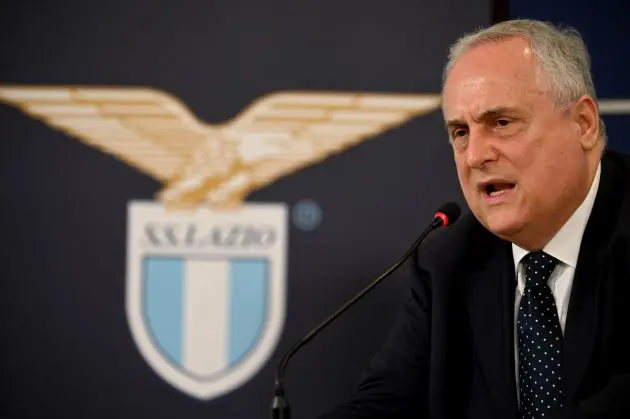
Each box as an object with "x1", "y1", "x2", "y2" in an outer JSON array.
[
  {"x1": 443, "y1": 38, "x2": 537, "y2": 90},
  {"x1": 442, "y1": 83, "x2": 525, "y2": 121},
  {"x1": 442, "y1": 58, "x2": 543, "y2": 119}
]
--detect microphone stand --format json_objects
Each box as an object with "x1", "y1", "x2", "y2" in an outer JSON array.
[{"x1": 270, "y1": 215, "x2": 446, "y2": 419}]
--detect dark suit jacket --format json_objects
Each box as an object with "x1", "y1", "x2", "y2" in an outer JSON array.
[{"x1": 318, "y1": 150, "x2": 630, "y2": 419}]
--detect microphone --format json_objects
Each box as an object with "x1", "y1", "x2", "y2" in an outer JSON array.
[{"x1": 270, "y1": 202, "x2": 462, "y2": 419}]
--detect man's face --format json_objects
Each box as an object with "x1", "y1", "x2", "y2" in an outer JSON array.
[{"x1": 442, "y1": 37, "x2": 598, "y2": 249}]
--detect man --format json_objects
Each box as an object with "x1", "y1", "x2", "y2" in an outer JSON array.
[{"x1": 318, "y1": 19, "x2": 630, "y2": 419}]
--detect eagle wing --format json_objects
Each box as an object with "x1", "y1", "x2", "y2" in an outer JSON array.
[
  {"x1": 0, "y1": 85, "x2": 209, "y2": 182},
  {"x1": 202, "y1": 91, "x2": 442, "y2": 203}
]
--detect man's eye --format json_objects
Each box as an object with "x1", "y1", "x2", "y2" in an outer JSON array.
[
  {"x1": 496, "y1": 119, "x2": 511, "y2": 127},
  {"x1": 453, "y1": 128, "x2": 468, "y2": 138}
]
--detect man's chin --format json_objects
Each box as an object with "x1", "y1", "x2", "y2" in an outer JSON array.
[{"x1": 478, "y1": 208, "x2": 524, "y2": 241}]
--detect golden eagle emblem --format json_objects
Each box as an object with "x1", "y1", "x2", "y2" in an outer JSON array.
[{"x1": 0, "y1": 86, "x2": 441, "y2": 207}]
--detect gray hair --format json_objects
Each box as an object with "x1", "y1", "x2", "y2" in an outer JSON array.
[{"x1": 442, "y1": 19, "x2": 606, "y2": 141}]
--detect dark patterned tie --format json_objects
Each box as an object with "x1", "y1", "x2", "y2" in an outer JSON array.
[{"x1": 517, "y1": 251, "x2": 564, "y2": 419}]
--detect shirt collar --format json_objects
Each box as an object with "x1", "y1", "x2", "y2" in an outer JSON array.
[{"x1": 512, "y1": 162, "x2": 601, "y2": 273}]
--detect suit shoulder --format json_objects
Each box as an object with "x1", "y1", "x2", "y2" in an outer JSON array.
[{"x1": 602, "y1": 150, "x2": 630, "y2": 230}]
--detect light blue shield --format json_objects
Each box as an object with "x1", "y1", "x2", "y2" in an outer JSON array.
[{"x1": 141, "y1": 256, "x2": 269, "y2": 379}]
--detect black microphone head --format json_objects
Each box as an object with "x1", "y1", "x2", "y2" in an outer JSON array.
[{"x1": 434, "y1": 201, "x2": 461, "y2": 227}]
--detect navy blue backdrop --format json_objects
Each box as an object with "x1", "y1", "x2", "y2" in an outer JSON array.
[{"x1": 0, "y1": 2, "x2": 487, "y2": 418}]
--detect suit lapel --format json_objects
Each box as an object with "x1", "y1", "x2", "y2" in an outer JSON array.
[
  {"x1": 561, "y1": 247, "x2": 600, "y2": 404},
  {"x1": 562, "y1": 152, "x2": 623, "y2": 403},
  {"x1": 467, "y1": 235, "x2": 519, "y2": 417}
]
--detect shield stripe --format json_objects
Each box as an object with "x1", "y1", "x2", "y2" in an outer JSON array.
[
  {"x1": 182, "y1": 259, "x2": 229, "y2": 377},
  {"x1": 142, "y1": 256, "x2": 270, "y2": 375},
  {"x1": 229, "y1": 259, "x2": 268, "y2": 366},
  {"x1": 144, "y1": 257, "x2": 184, "y2": 366}
]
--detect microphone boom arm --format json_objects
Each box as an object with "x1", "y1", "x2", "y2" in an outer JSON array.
[{"x1": 271, "y1": 215, "x2": 446, "y2": 417}]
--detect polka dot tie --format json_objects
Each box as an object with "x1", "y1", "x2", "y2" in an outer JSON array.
[{"x1": 517, "y1": 251, "x2": 564, "y2": 418}]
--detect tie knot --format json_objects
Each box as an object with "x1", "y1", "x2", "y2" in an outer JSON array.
[{"x1": 522, "y1": 251, "x2": 558, "y2": 288}]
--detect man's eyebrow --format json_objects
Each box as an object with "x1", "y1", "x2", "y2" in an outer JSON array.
[
  {"x1": 445, "y1": 106, "x2": 518, "y2": 128},
  {"x1": 474, "y1": 106, "x2": 515, "y2": 120},
  {"x1": 444, "y1": 117, "x2": 467, "y2": 130}
]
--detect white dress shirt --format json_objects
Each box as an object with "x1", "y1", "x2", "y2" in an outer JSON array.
[{"x1": 512, "y1": 162, "x2": 601, "y2": 400}]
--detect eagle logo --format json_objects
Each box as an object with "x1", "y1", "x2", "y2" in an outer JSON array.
[{"x1": 0, "y1": 85, "x2": 442, "y2": 207}]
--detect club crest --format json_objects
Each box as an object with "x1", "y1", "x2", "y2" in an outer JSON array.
[{"x1": 126, "y1": 201, "x2": 287, "y2": 399}]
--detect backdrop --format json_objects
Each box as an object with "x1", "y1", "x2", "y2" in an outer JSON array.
[{"x1": 0, "y1": 1, "x2": 489, "y2": 418}]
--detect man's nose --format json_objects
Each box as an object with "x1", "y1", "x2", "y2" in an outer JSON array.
[{"x1": 465, "y1": 129, "x2": 497, "y2": 169}]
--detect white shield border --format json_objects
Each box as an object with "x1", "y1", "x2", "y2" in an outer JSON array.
[{"x1": 125, "y1": 200, "x2": 287, "y2": 400}]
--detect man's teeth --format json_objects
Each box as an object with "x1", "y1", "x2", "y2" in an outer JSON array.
[{"x1": 486, "y1": 183, "x2": 515, "y2": 196}]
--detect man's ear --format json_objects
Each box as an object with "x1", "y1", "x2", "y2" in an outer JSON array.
[{"x1": 573, "y1": 95, "x2": 600, "y2": 150}]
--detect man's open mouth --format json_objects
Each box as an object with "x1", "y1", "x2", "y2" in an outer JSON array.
[{"x1": 481, "y1": 182, "x2": 516, "y2": 197}]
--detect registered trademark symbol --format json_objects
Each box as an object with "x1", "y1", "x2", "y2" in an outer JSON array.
[{"x1": 291, "y1": 199, "x2": 322, "y2": 231}]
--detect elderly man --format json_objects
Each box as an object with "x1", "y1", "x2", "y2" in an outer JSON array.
[{"x1": 318, "y1": 19, "x2": 630, "y2": 419}]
